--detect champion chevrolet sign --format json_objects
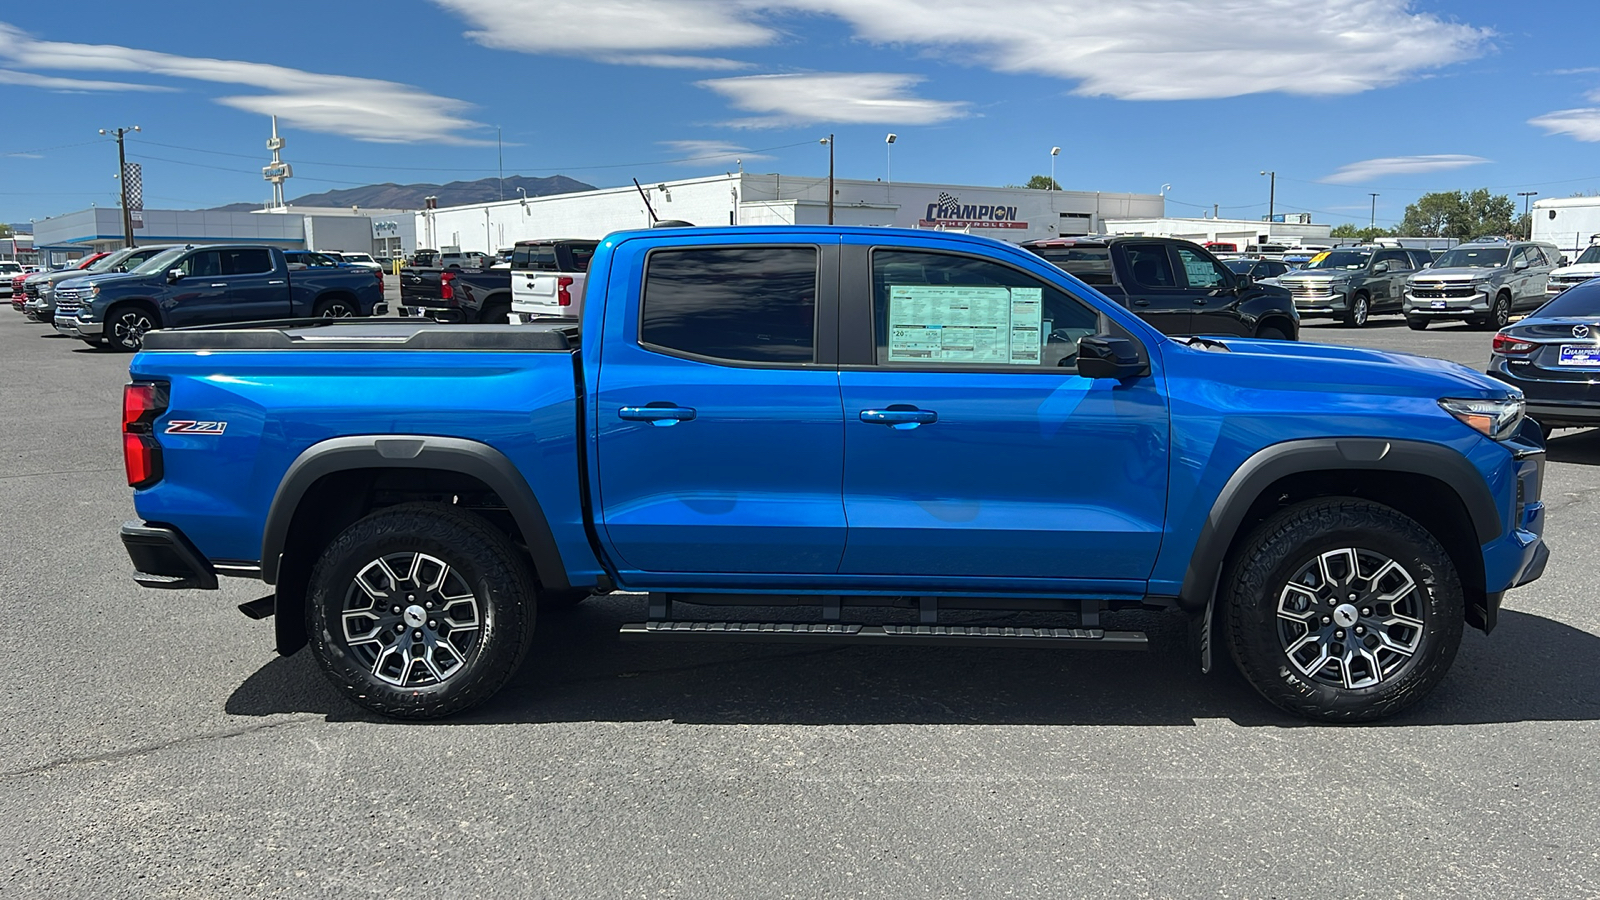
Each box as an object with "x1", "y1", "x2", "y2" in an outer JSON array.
[{"x1": 918, "y1": 191, "x2": 1029, "y2": 230}]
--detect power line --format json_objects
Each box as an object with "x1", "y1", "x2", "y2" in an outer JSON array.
[{"x1": 0, "y1": 138, "x2": 108, "y2": 158}]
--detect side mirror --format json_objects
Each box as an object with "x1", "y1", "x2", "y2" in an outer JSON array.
[
  {"x1": 166, "y1": 268, "x2": 184, "y2": 283},
  {"x1": 1515, "y1": 259, "x2": 1530, "y2": 271},
  {"x1": 1077, "y1": 335, "x2": 1149, "y2": 379},
  {"x1": 1234, "y1": 272, "x2": 1253, "y2": 290},
  {"x1": 1373, "y1": 261, "x2": 1391, "y2": 274}
]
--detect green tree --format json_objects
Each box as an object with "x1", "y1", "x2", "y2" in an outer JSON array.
[
  {"x1": 1024, "y1": 175, "x2": 1061, "y2": 190},
  {"x1": 1330, "y1": 223, "x2": 1393, "y2": 241},
  {"x1": 0, "y1": 223, "x2": 11, "y2": 238},
  {"x1": 1397, "y1": 189, "x2": 1515, "y2": 240}
]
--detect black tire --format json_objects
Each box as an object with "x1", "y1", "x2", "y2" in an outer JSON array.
[
  {"x1": 106, "y1": 303, "x2": 157, "y2": 352},
  {"x1": 1224, "y1": 498, "x2": 1463, "y2": 722},
  {"x1": 1256, "y1": 324, "x2": 1292, "y2": 341},
  {"x1": 1342, "y1": 293, "x2": 1370, "y2": 328},
  {"x1": 1406, "y1": 317, "x2": 1429, "y2": 331},
  {"x1": 1485, "y1": 293, "x2": 1511, "y2": 331},
  {"x1": 478, "y1": 302, "x2": 510, "y2": 325},
  {"x1": 307, "y1": 502, "x2": 537, "y2": 719},
  {"x1": 314, "y1": 297, "x2": 356, "y2": 318}
]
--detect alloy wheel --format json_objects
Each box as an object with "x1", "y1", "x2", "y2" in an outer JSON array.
[
  {"x1": 320, "y1": 302, "x2": 354, "y2": 318},
  {"x1": 340, "y1": 552, "x2": 482, "y2": 687},
  {"x1": 113, "y1": 310, "x2": 152, "y2": 350},
  {"x1": 1275, "y1": 547, "x2": 1425, "y2": 689},
  {"x1": 1351, "y1": 295, "x2": 1369, "y2": 327}
]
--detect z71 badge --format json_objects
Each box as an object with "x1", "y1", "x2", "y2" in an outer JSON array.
[{"x1": 164, "y1": 420, "x2": 228, "y2": 435}]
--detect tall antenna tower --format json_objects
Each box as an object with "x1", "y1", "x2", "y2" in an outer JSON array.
[{"x1": 262, "y1": 116, "x2": 293, "y2": 209}]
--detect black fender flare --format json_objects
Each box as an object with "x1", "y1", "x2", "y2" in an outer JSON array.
[
  {"x1": 1178, "y1": 437, "x2": 1501, "y2": 612},
  {"x1": 260, "y1": 434, "x2": 570, "y2": 591}
]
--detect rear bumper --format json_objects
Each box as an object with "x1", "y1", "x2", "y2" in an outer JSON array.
[
  {"x1": 121, "y1": 521, "x2": 218, "y2": 590},
  {"x1": 1486, "y1": 363, "x2": 1600, "y2": 425}
]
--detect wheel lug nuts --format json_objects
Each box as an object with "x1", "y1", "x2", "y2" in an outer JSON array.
[
  {"x1": 1355, "y1": 626, "x2": 1365, "y2": 635},
  {"x1": 413, "y1": 630, "x2": 423, "y2": 640},
  {"x1": 424, "y1": 601, "x2": 434, "y2": 609},
  {"x1": 407, "y1": 594, "x2": 416, "y2": 602},
  {"x1": 427, "y1": 619, "x2": 437, "y2": 629},
  {"x1": 391, "y1": 606, "x2": 401, "y2": 614},
  {"x1": 1335, "y1": 630, "x2": 1345, "y2": 639},
  {"x1": 1321, "y1": 616, "x2": 1331, "y2": 625},
  {"x1": 1348, "y1": 594, "x2": 1357, "y2": 602},
  {"x1": 1362, "y1": 608, "x2": 1372, "y2": 616},
  {"x1": 394, "y1": 624, "x2": 405, "y2": 633}
]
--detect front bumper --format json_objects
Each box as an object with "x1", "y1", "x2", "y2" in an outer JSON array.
[
  {"x1": 1403, "y1": 289, "x2": 1489, "y2": 319},
  {"x1": 53, "y1": 315, "x2": 103, "y2": 338},
  {"x1": 22, "y1": 299, "x2": 53, "y2": 322},
  {"x1": 1289, "y1": 291, "x2": 1350, "y2": 318},
  {"x1": 122, "y1": 521, "x2": 218, "y2": 590}
]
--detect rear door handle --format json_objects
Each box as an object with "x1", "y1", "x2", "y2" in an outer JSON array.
[
  {"x1": 619, "y1": 405, "x2": 697, "y2": 426},
  {"x1": 860, "y1": 407, "x2": 937, "y2": 429},
  {"x1": 210, "y1": 283, "x2": 229, "y2": 288},
  {"x1": 1193, "y1": 297, "x2": 1209, "y2": 306},
  {"x1": 1132, "y1": 299, "x2": 1150, "y2": 307}
]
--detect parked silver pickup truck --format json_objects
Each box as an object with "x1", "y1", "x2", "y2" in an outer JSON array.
[{"x1": 1278, "y1": 246, "x2": 1433, "y2": 327}]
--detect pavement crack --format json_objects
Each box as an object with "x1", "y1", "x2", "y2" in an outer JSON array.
[
  {"x1": 0, "y1": 467, "x2": 121, "y2": 481},
  {"x1": 1, "y1": 715, "x2": 322, "y2": 781}
]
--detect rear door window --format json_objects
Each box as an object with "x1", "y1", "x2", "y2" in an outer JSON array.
[
  {"x1": 641, "y1": 246, "x2": 817, "y2": 364},
  {"x1": 1122, "y1": 243, "x2": 1180, "y2": 290},
  {"x1": 222, "y1": 248, "x2": 274, "y2": 276},
  {"x1": 556, "y1": 241, "x2": 599, "y2": 272}
]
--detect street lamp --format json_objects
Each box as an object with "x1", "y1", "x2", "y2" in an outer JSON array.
[
  {"x1": 1260, "y1": 170, "x2": 1276, "y2": 224},
  {"x1": 1369, "y1": 192, "x2": 1379, "y2": 229},
  {"x1": 1160, "y1": 184, "x2": 1172, "y2": 197},
  {"x1": 99, "y1": 125, "x2": 141, "y2": 248},
  {"x1": 1518, "y1": 191, "x2": 1538, "y2": 238},
  {"x1": 1050, "y1": 146, "x2": 1061, "y2": 190},
  {"x1": 885, "y1": 133, "x2": 896, "y2": 184},
  {"x1": 820, "y1": 134, "x2": 835, "y2": 225}
]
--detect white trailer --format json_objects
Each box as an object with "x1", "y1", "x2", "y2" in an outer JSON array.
[{"x1": 1531, "y1": 197, "x2": 1600, "y2": 262}]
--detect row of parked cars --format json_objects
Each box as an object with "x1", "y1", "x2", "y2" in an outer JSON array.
[{"x1": 8, "y1": 244, "x2": 385, "y2": 350}]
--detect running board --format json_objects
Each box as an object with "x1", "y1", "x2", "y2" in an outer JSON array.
[{"x1": 620, "y1": 621, "x2": 1147, "y2": 650}]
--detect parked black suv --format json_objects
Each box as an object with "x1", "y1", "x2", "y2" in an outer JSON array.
[{"x1": 1022, "y1": 236, "x2": 1299, "y2": 339}]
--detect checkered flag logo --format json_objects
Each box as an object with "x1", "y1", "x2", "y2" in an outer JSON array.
[
  {"x1": 935, "y1": 191, "x2": 958, "y2": 217},
  {"x1": 121, "y1": 162, "x2": 144, "y2": 211}
]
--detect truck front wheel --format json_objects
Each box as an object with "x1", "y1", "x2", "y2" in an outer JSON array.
[
  {"x1": 306, "y1": 502, "x2": 536, "y2": 719},
  {"x1": 1223, "y1": 498, "x2": 1463, "y2": 722},
  {"x1": 107, "y1": 303, "x2": 157, "y2": 352}
]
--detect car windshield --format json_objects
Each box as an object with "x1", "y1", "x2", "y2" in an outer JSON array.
[
  {"x1": 130, "y1": 248, "x2": 190, "y2": 275},
  {"x1": 1574, "y1": 246, "x2": 1600, "y2": 265},
  {"x1": 85, "y1": 250, "x2": 134, "y2": 273},
  {"x1": 1223, "y1": 260, "x2": 1255, "y2": 274},
  {"x1": 1434, "y1": 247, "x2": 1508, "y2": 268},
  {"x1": 1301, "y1": 250, "x2": 1370, "y2": 271},
  {"x1": 1535, "y1": 284, "x2": 1600, "y2": 318},
  {"x1": 1029, "y1": 246, "x2": 1113, "y2": 285},
  {"x1": 344, "y1": 253, "x2": 374, "y2": 263}
]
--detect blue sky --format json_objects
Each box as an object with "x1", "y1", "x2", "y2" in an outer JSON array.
[{"x1": 3, "y1": 1, "x2": 1600, "y2": 229}]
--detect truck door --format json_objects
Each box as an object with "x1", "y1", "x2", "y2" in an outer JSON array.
[
  {"x1": 835, "y1": 242, "x2": 1169, "y2": 586},
  {"x1": 168, "y1": 250, "x2": 228, "y2": 326},
  {"x1": 1178, "y1": 244, "x2": 1252, "y2": 336},
  {"x1": 594, "y1": 241, "x2": 846, "y2": 576},
  {"x1": 1114, "y1": 242, "x2": 1191, "y2": 335},
  {"x1": 214, "y1": 248, "x2": 291, "y2": 320}
]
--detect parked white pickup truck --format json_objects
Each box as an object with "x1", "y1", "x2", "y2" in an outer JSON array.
[
  {"x1": 1546, "y1": 243, "x2": 1600, "y2": 298},
  {"x1": 509, "y1": 238, "x2": 598, "y2": 321}
]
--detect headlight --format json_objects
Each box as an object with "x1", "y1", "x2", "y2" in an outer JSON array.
[
  {"x1": 90, "y1": 284, "x2": 101, "y2": 297},
  {"x1": 40, "y1": 284, "x2": 53, "y2": 296},
  {"x1": 1439, "y1": 396, "x2": 1524, "y2": 441},
  {"x1": 1471, "y1": 279, "x2": 1492, "y2": 291}
]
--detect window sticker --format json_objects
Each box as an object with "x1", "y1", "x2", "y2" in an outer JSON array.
[
  {"x1": 887, "y1": 285, "x2": 1045, "y2": 365},
  {"x1": 1307, "y1": 251, "x2": 1330, "y2": 266}
]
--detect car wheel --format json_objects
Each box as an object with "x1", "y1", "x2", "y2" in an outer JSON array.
[
  {"x1": 314, "y1": 298, "x2": 356, "y2": 318},
  {"x1": 479, "y1": 302, "x2": 510, "y2": 325},
  {"x1": 1486, "y1": 293, "x2": 1511, "y2": 331},
  {"x1": 107, "y1": 304, "x2": 156, "y2": 352},
  {"x1": 1405, "y1": 317, "x2": 1429, "y2": 331},
  {"x1": 1224, "y1": 498, "x2": 1463, "y2": 722},
  {"x1": 307, "y1": 502, "x2": 537, "y2": 719},
  {"x1": 1255, "y1": 324, "x2": 1292, "y2": 341},
  {"x1": 1343, "y1": 293, "x2": 1370, "y2": 328}
]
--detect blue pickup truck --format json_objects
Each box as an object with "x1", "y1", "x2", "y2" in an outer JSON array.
[
  {"x1": 118, "y1": 226, "x2": 1548, "y2": 722},
  {"x1": 54, "y1": 244, "x2": 384, "y2": 350}
]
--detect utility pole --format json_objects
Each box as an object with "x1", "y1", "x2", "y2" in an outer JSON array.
[
  {"x1": 1518, "y1": 191, "x2": 1538, "y2": 238},
  {"x1": 100, "y1": 125, "x2": 141, "y2": 248},
  {"x1": 1050, "y1": 146, "x2": 1060, "y2": 191},
  {"x1": 885, "y1": 133, "x2": 896, "y2": 184},
  {"x1": 497, "y1": 126, "x2": 504, "y2": 201},
  {"x1": 821, "y1": 134, "x2": 835, "y2": 225},
  {"x1": 1369, "y1": 193, "x2": 1379, "y2": 229},
  {"x1": 1260, "y1": 170, "x2": 1276, "y2": 223}
]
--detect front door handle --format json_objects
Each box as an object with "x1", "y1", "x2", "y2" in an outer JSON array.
[
  {"x1": 1193, "y1": 297, "x2": 1209, "y2": 306},
  {"x1": 860, "y1": 407, "x2": 938, "y2": 429},
  {"x1": 210, "y1": 283, "x2": 229, "y2": 288},
  {"x1": 1132, "y1": 299, "x2": 1149, "y2": 307},
  {"x1": 619, "y1": 404, "x2": 697, "y2": 426}
]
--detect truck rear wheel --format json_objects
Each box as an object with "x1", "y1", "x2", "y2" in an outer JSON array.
[
  {"x1": 306, "y1": 502, "x2": 536, "y2": 719},
  {"x1": 1223, "y1": 498, "x2": 1463, "y2": 722},
  {"x1": 314, "y1": 298, "x2": 356, "y2": 318}
]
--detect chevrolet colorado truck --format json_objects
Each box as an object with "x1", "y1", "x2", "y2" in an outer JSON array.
[
  {"x1": 53, "y1": 244, "x2": 384, "y2": 350},
  {"x1": 118, "y1": 226, "x2": 1548, "y2": 722}
]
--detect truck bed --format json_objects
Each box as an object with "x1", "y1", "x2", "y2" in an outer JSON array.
[{"x1": 141, "y1": 318, "x2": 579, "y2": 352}]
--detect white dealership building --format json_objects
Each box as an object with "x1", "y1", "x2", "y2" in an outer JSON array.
[{"x1": 413, "y1": 173, "x2": 1165, "y2": 252}]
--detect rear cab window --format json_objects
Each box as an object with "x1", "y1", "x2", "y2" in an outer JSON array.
[
  {"x1": 640, "y1": 246, "x2": 818, "y2": 364},
  {"x1": 1028, "y1": 244, "x2": 1113, "y2": 286}
]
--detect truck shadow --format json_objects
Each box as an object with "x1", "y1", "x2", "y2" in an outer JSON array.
[
  {"x1": 1547, "y1": 427, "x2": 1600, "y2": 466},
  {"x1": 226, "y1": 602, "x2": 1600, "y2": 728}
]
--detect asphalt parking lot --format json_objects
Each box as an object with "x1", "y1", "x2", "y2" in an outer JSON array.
[{"x1": 3, "y1": 312, "x2": 1598, "y2": 898}]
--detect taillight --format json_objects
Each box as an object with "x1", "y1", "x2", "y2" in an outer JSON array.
[
  {"x1": 440, "y1": 270, "x2": 456, "y2": 301},
  {"x1": 557, "y1": 276, "x2": 573, "y2": 307},
  {"x1": 122, "y1": 382, "x2": 168, "y2": 488},
  {"x1": 1492, "y1": 333, "x2": 1536, "y2": 355}
]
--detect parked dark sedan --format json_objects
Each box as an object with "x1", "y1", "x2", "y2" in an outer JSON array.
[{"x1": 1487, "y1": 278, "x2": 1600, "y2": 437}]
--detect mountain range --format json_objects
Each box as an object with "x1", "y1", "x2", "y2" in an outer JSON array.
[{"x1": 210, "y1": 175, "x2": 596, "y2": 212}]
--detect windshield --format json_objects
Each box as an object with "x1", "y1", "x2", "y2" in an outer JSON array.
[
  {"x1": 130, "y1": 248, "x2": 190, "y2": 275},
  {"x1": 85, "y1": 249, "x2": 135, "y2": 273},
  {"x1": 1301, "y1": 250, "x2": 1370, "y2": 271},
  {"x1": 1433, "y1": 246, "x2": 1508, "y2": 269},
  {"x1": 343, "y1": 253, "x2": 374, "y2": 263},
  {"x1": 1574, "y1": 246, "x2": 1600, "y2": 266},
  {"x1": 1029, "y1": 246, "x2": 1113, "y2": 285},
  {"x1": 1223, "y1": 260, "x2": 1254, "y2": 274}
]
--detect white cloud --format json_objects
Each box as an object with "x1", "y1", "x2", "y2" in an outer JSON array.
[
  {"x1": 0, "y1": 68, "x2": 175, "y2": 92},
  {"x1": 0, "y1": 22, "x2": 487, "y2": 144},
  {"x1": 700, "y1": 73, "x2": 969, "y2": 127},
  {"x1": 1529, "y1": 108, "x2": 1600, "y2": 142},
  {"x1": 432, "y1": 0, "x2": 1489, "y2": 100},
  {"x1": 1321, "y1": 154, "x2": 1492, "y2": 184},
  {"x1": 659, "y1": 140, "x2": 773, "y2": 165}
]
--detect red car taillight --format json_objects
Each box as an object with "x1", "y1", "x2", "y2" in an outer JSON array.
[
  {"x1": 557, "y1": 276, "x2": 574, "y2": 307},
  {"x1": 1492, "y1": 333, "x2": 1536, "y2": 355},
  {"x1": 440, "y1": 270, "x2": 456, "y2": 301},
  {"x1": 122, "y1": 382, "x2": 168, "y2": 488}
]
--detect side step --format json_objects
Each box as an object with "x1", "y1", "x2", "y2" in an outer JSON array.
[{"x1": 620, "y1": 621, "x2": 1147, "y2": 650}]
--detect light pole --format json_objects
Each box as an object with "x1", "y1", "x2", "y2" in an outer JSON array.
[
  {"x1": 1518, "y1": 191, "x2": 1538, "y2": 238},
  {"x1": 1050, "y1": 146, "x2": 1060, "y2": 190},
  {"x1": 1369, "y1": 192, "x2": 1379, "y2": 229},
  {"x1": 99, "y1": 125, "x2": 141, "y2": 247},
  {"x1": 885, "y1": 133, "x2": 896, "y2": 184},
  {"x1": 1260, "y1": 170, "x2": 1276, "y2": 224},
  {"x1": 820, "y1": 134, "x2": 835, "y2": 225}
]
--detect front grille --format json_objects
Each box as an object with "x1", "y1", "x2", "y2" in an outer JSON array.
[
  {"x1": 53, "y1": 289, "x2": 85, "y2": 315},
  {"x1": 1288, "y1": 282, "x2": 1336, "y2": 300},
  {"x1": 1550, "y1": 275, "x2": 1598, "y2": 289},
  {"x1": 1410, "y1": 283, "x2": 1477, "y2": 299},
  {"x1": 23, "y1": 282, "x2": 43, "y2": 300}
]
